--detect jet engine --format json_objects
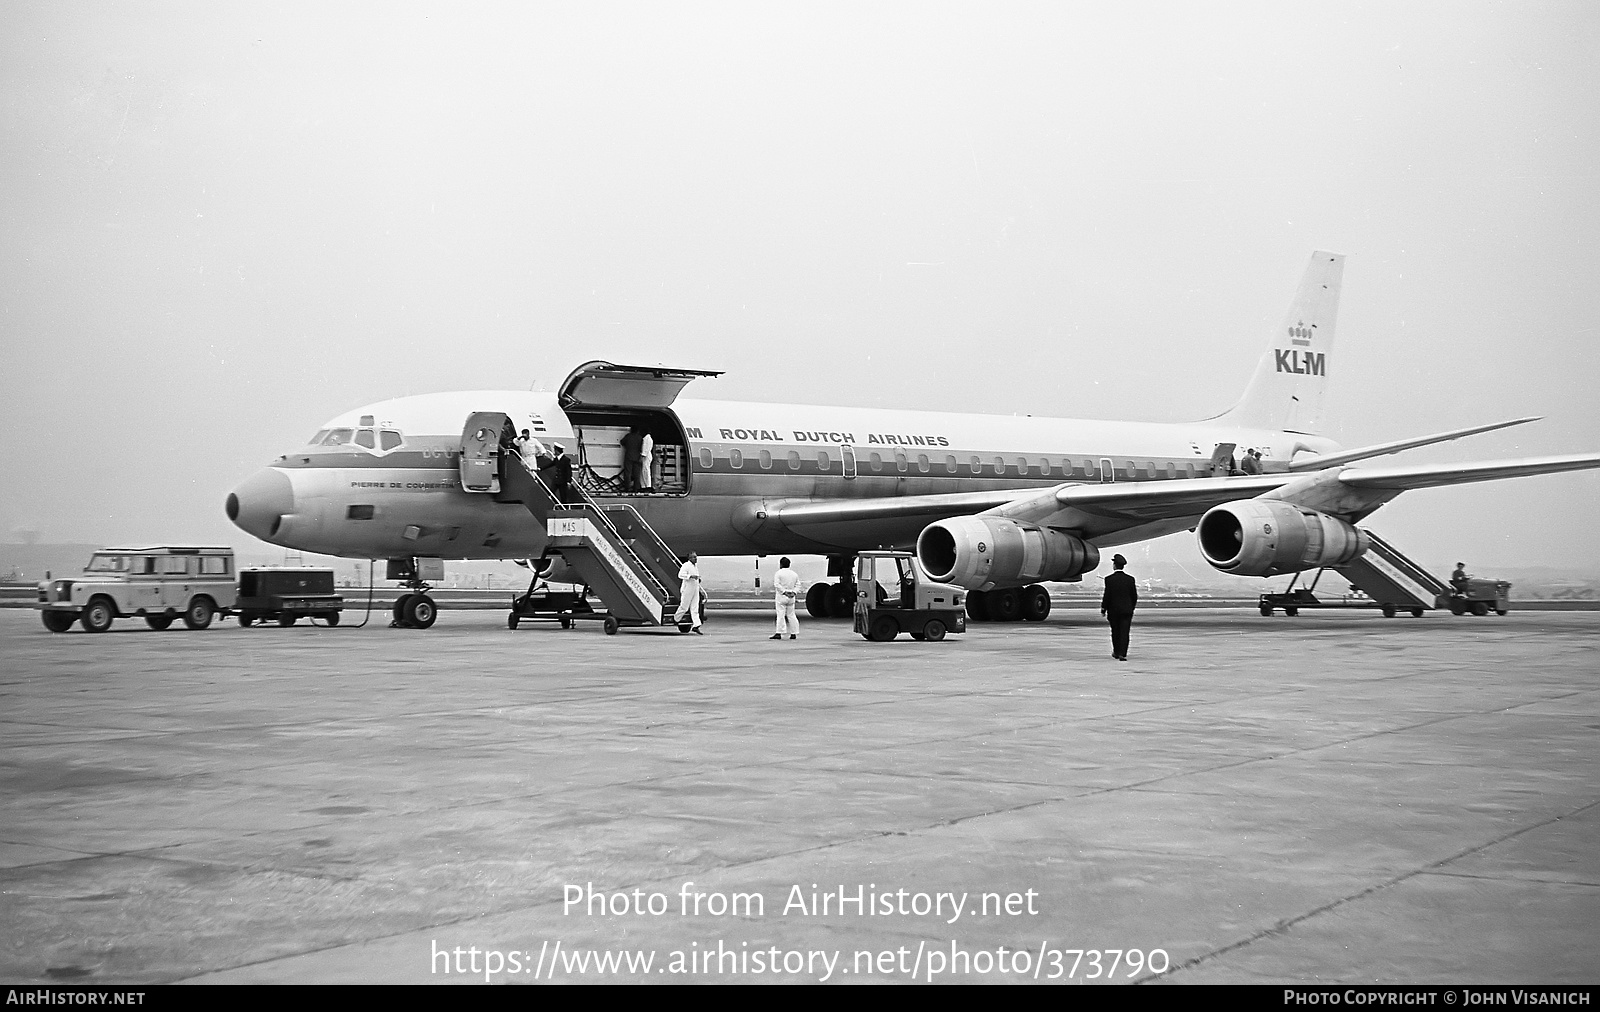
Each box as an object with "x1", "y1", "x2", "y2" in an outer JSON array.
[
  {"x1": 916, "y1": 516, "x2": 1099, "y2": 591},
  {"x1": 1197, "y1": 500, "x2": 1368, "y2": 577}
]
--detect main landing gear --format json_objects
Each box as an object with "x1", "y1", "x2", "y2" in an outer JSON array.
[
  {"x1": 805, "y1": 554, "x2": 860, "y2": 619},
  {"x1": 387, "y1": 557, "x2": 438, "y2": 629},
  {"x1": 964, "y1": 585, "x2": 1052, "y2": 623}
]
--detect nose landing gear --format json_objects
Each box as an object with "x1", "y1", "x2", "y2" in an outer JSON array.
[{"x1": 387, "y1": 557, "x2": 440, "y2": 629}]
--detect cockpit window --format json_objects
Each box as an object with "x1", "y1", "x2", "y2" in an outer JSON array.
[
  {"x1": 380, "y1": 430, "x2": 403, "y2": 451},
  {"x1": 309, "y1": 429, "x2": 330, "y2": 446},
  {"x1": 322, "y1": 429, "x2": 354, "y2": 445},
  {"x1": 355, "y1": 429, "x2": 376, "y2": 449}
]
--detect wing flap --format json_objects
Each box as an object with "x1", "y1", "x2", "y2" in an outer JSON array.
[{"x1": 1285, "y1": 416, "x2": 1541, "y2": 472}]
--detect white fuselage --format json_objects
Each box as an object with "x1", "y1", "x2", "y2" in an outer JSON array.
[{"x1": 226, "y1": 389, "x2": 1337, "y2": 561}]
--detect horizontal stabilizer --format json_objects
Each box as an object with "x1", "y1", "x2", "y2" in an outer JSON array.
[{"x1": 1286, "y1": 416, "x2": 1542, "y2": 472}]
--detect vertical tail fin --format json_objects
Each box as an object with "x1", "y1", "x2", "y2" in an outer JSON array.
[{"x1": 1216, "y1": 251, "x2": 1345, "y2": 433}]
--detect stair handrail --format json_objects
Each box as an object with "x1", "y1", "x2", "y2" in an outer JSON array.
[{"x1": 550, "y1": 502, "x2": 673, "y2": 603}]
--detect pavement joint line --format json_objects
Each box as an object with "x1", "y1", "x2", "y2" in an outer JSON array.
[
  {"x1": 1420, "y1": 869, "x2": 1600, "y2": 889},
  {"x1": 1148, "y1": 797, "x2": 1600, "y2": 982}
]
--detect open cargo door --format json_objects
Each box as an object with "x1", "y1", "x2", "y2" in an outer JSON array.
[
  {"x1": 558, "y1": 361, "x2": 721, "y2": 410},
  {"x1": 459, "y1": 411, "x2": 511, "y2": 493}
]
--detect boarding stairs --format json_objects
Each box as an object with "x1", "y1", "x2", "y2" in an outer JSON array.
[
  {"x1": 495, "y1": 450, "x2": 684, "y2": 627},
  {"x1": 1331, "y1": 529, "x2": 1451, "y2": 612}
]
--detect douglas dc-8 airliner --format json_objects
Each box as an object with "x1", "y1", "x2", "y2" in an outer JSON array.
[{"x1": 227, "y1": 252, "x2": 1600, "y2": 628}]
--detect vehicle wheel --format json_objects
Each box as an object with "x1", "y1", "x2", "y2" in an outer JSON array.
[
  {"x1": 1411, "y1": 608, "x2": 1424, "y2": 618},
  {"x1": 1259, "y1": 606, "x2": 1273, "y2": 617},
  {"x1": 323, "y1": 611, "x2": 340, "y2": 627},
  {"x1": 825, "y1": 583, "x2": 854, "y2": 618},
  {"x1": 1381, "y1": 605, "x2": 1396, "y2": 618},
  {"x1": 1283, "y1": 606, "x2": 1298, "y2": 617},
  {"x1": 1021, "y1": 585, "x2": 1051, "y2": 622},
  {"x1": 41, "y1": 611, "x2": 76, "y2": 633},
  {"x1": 603, "y1": 615, "x2": 620, "y2": 635},
  {"x1": 966, "y1": 590, "x2": 989, "y2": 622},
  {"x1": 81, "y1": 598, "x2": 115, "y2": 633},
  {"x1": 508, "y1": 613, "x2": 520, "y2": 630},
  {"x1": 1471, "y1": 602, "x2": 1489, "y2": 617},
  {"x1": 1496, "y1": 609, "x2": 1508, "y2": 616},
  {"x1": 183, "y1": 597, "x2": 215, "y2": 630},
  {"x1": 989, "y1": 588, "x2": 1022, "y2": 622},
  {"x1": 278, "y1": 614, "x2": 297, "y2": 627},
  {"x1": 923, "y1": 619, "x2": 947, "y2": 642},
  {"x1": 559, "y1": 616, "x2": 572, "y2": 629},
  {"x1": 240, "y1": 614, "x2": 255, "y2": 627},
  {"x1": 404, "y1": 594, "x2": 438, "y2": 629},
  {"x1": 869, "y1": 616, "x2": 898, "y2": 642},
  {"x1": 1449, "y1": 599, "x2": 1466, "y2": 616},
  {"x1": 806, "y1": 583, "x2": 829, "y2": 618},
  {"x1": 146, "y1": 615, "x2": 174, "y2": 631},
  {"x1": 393, "y1": 594, "x2": 414, "y2": 627}
]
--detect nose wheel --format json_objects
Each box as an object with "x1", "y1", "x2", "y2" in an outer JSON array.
[{"x1": 390, "y1": 591, "x2": 438, "y2": 628}]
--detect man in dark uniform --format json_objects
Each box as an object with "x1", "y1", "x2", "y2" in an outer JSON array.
[
  {"x1": 547, "y1": 443, "x2": 578, "y2": 503},
  {"x1": 1100, "y1": 554, "x2": 1138, "y2": 661},
  {"x1": 619, "y1": 426, "x2": 646, "y2": 492}
]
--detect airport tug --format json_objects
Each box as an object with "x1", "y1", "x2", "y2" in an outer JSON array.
[{"x1": 853, "y1": 551, "x2": 966, "y2": 642}]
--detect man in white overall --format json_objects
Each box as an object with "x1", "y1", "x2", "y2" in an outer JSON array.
[
  {"x1": 675, "y1": 552, "x2": 703, "y2": 634},
  {"x1": 771, "y1": 557, "x2": 801, "y2": 640}
]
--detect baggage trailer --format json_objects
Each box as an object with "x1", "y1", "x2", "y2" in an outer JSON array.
[
  {"x1": 506, "y1": 580, "x2": 599, "y2": 630},
  {"x1": 236, "y1": 568, "x2": 344, "y2": 627}
]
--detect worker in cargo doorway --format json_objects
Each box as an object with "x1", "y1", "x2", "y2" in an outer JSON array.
[
  {"x1": 771, "y1": 557, "x2": 801, "y2": 640},
  {"x1": 1239, "y1": 448, "x2": 1261, "y2": 475},
  {"x1": 675, "y1": 552, "x2": 704, "y2": 634},
  {"x1": 620, "y1": 425, "x2": 646, "y2": 492},
  {"x1": 1100, "y1": 554, "x2": 1138, "y2": 662}
]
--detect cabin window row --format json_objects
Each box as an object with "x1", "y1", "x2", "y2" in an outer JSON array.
[{"x1": 694, "y1": 448, "x2": 1200, "y2": 479}]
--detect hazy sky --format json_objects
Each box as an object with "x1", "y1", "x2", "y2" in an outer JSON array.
[{"x1": 3, "y1": 1, "x2": 1597, "y2": 573}]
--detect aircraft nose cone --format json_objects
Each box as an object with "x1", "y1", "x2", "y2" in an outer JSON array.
[{"x1": 227, "y1": 468, "x2": 295, "y2": 541}]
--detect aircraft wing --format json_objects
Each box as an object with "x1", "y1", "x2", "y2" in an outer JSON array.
[
  {"x1": 763, "y1": 451, "x2": 1600, "y2": 550},
  {"x1": 1336, "y1": 452, "x2": 1600, "y2": 491}
]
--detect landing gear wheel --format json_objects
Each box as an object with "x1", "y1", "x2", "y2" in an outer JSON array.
[
  {"x1": 825, "y1": 583, "x2": 854, "y2": 618},
  {"x1": 603, "y1": 615, "x2": 620, "y2": 635},
  {"x1": 145, "y1": 615, "x2": 174, "y2": 631},
  {"x1": 404, "y1": 594, "x2": 438, "y2": 629},
  {"x1": 989, "y1": 587, "x2": 1022, "y2": 622},
  {"x1": 869, "y1": 616, "x2": 898, "y2": 642},
  {"x1": 1259, "y1": 606, "x2": 1273, "y2": 617},
  {"x1": 41, "y1": 611, "x2": 76, "y2": 633},
  {"x1": 966, "y1": 590, "x2": 990, "y2": 622},
  {"x1": 1283, "y1": 606, "x2": 1298, "y2": 617},
  {"x1": 1381, "y1": 605, "x2": 1396, "y2": 618},
  {"x1": 922, "y1": 619, "x2": 947, "y2": 642},
  {"x1": 81, "y1": 598, "x2": 114, "y2": 633},
  {"x1": 278, "y1": 615, "x2": 297, "y2": 627},
  {"x1": 806, "y1": 583, "x2": 829, "y2": 619},
  {"x1": 1022, "y1": 585, "x2": 1051, "y2": 622},
  {"x1": 507, "y1": 614, "x2": 520, "y2": 630},
  {"x1": 393, "y1": 594, "x2": 414, "y2": 627},
  {"x1": 183, "y1": 597, "x2": 215, "y2": 630}
]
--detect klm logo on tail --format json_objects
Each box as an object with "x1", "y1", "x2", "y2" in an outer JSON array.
[{"x1": 1275, "y1": 349, "x2": 1325, "y2": 376}]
